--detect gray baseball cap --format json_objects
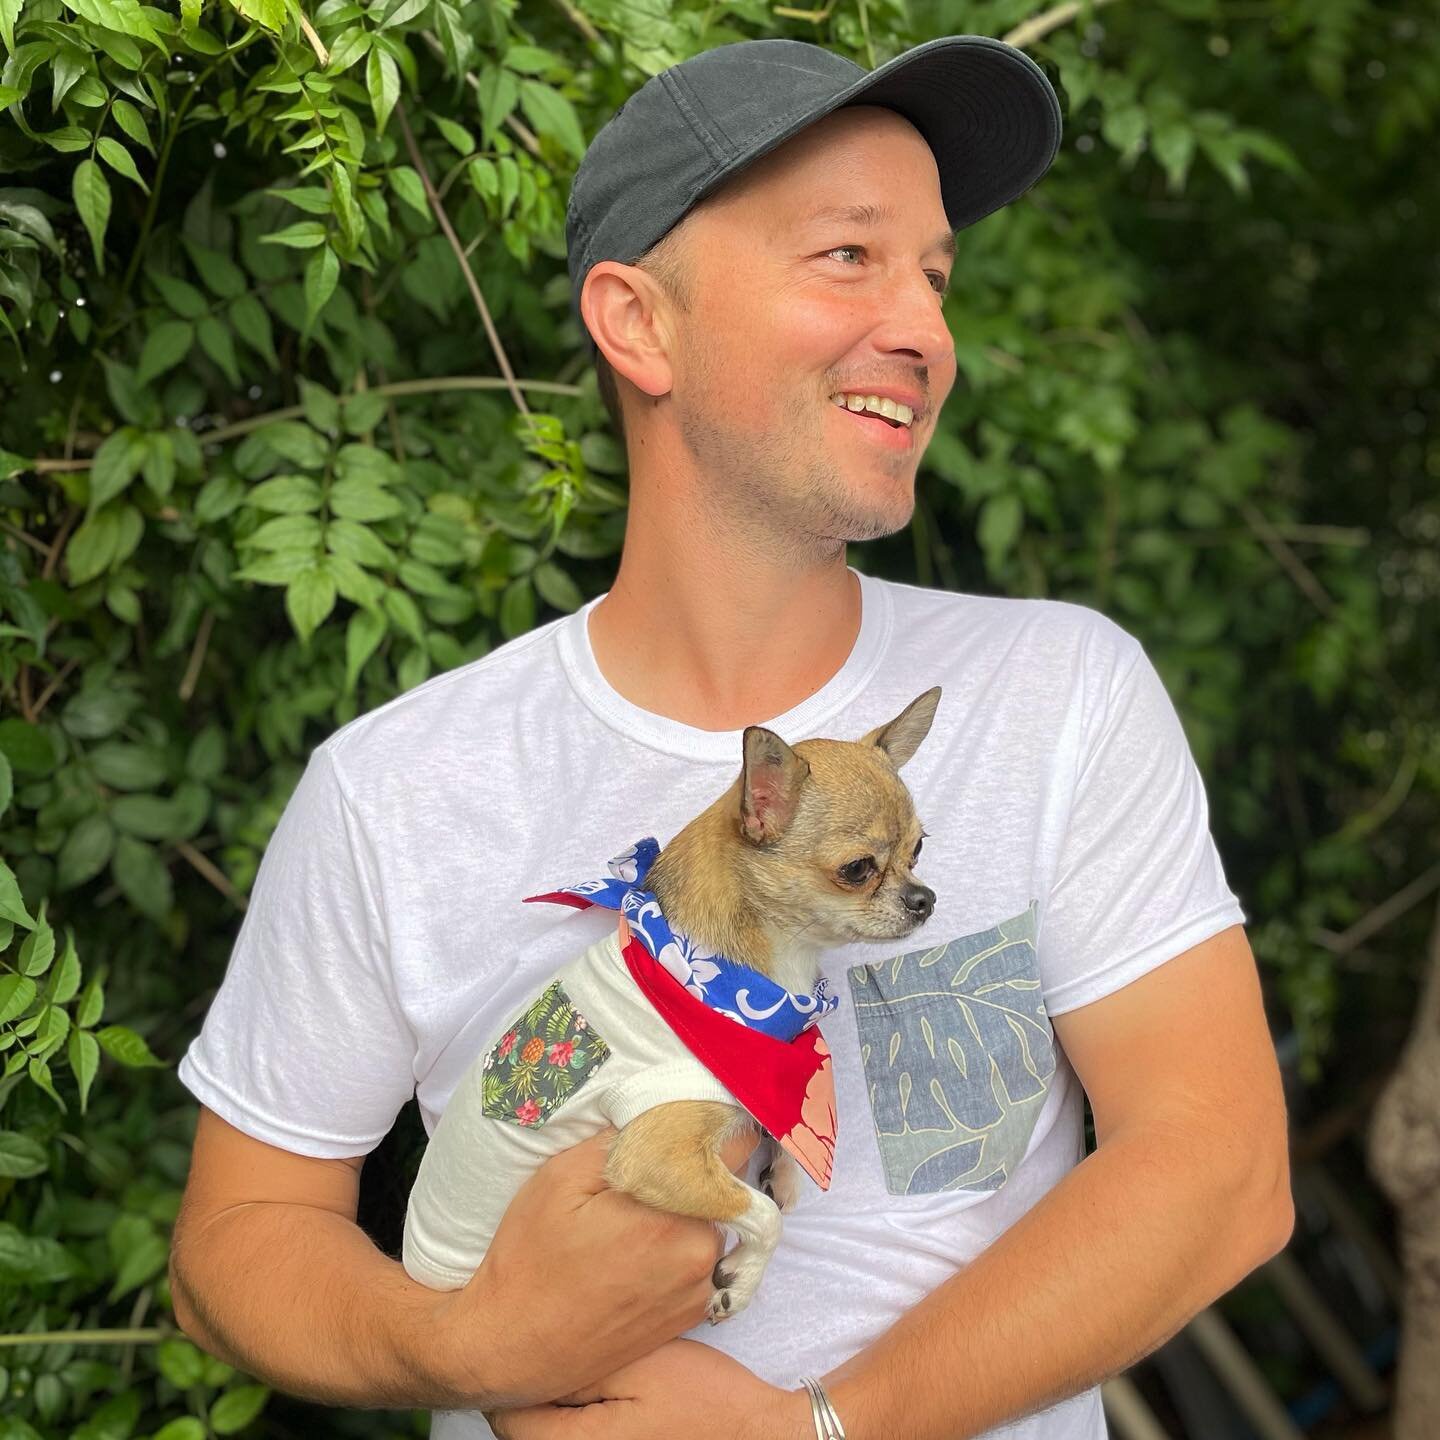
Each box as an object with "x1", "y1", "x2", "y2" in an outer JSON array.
[{"x1": 565, "y1": 35, "x2": 1063, "y2": 356}]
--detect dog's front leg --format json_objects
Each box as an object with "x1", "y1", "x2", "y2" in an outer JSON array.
[
  {"x1": 756, "y1": 1136, "x2": 802, "y2": 1214},
  {"x1": 605, "y1": 1100, "x2": 781, "y2": 1323}
]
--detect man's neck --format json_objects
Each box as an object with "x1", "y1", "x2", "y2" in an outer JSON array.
[{"x1": 586, "y1": 519, "x2": 863, "y2": 733}]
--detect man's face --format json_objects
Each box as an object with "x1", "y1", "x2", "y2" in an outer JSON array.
[{"x1": 665, "y1": 105, "x2": 958, "y2": 554}]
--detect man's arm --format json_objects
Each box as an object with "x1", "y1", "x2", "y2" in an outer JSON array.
[
  {"x1": 819, "y1": 924, "x2": 1294, "y2": 1440},
  {"x1": 170, "y1": 1106, "x2": 749, "y2": 1412}
]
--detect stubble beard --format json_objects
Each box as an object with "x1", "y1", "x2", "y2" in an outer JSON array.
[{"x1": 679, "y1": 392, "x2": 916, "y2": 565}]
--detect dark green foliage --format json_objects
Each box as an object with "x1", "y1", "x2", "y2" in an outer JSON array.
[{"x1": 0, "y1": 0, "x2": 1436, "y2": 1432}]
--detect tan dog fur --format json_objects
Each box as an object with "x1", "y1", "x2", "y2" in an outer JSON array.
[{"x1": 601, "y1": 687, "x2": 941, "y2": 1322}]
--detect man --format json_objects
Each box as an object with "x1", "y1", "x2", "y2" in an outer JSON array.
[{"x1": 168, "y1": 34, "x2": 1293, "y2": 1440}]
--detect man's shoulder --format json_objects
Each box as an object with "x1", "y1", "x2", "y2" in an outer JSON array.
[
  {"x1": 319, "y1": 611, "x2": 572, "y2": 775},
  {"x1": 870, "y1": 574, "x2": 1142, "y2": 667}
]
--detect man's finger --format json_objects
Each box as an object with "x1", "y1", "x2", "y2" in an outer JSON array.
[
  {"x1": 488, "y1": 1401, "x2": 607, "y2": 1439},
  {"x1": 543, "y1": 1126, "x2": 619, "y2": 1196}
]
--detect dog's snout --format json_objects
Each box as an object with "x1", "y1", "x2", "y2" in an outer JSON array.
[{"x1": 902, "y1": 884, "x2": 935, "y2": 919}]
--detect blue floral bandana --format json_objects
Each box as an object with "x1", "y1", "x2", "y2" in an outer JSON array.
[{"x1": 523, "y1": 838, "x2": 839, "y2": 1043}]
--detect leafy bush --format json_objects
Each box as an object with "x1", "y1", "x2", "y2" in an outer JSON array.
[{"x1": 1, "y1": 0, "x2": 1436, "y2": 1432}]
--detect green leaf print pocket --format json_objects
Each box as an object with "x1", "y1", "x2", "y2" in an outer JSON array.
[
  {"x1": 479, "y1": 978, "x2": 612, "y2": 1128},
  {"x1": 848, "y1": 902, "x2": 1055, "y2": 1196}
]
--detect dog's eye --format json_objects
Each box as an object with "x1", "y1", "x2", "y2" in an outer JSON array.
[
  {"x1": 912, "y1": 837, "x2": 923, "y2": 862},
  {"x1": 838, "y1": 857, "x2": 875, "y2": 884}
]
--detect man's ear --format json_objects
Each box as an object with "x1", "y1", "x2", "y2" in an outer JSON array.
[
  {"x1": 739, "y1": 726, "x2": 810, "y2": 844},
  {"x1": 860, "y1": 687, "x2": 942, "y2": 768}
]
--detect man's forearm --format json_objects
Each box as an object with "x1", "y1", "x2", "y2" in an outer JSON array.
[
  {"x1": 169, "y1": 1201, "x2": 470, "y2": 1411},
  {"x1": 820, "y1": 1123, "x2": 1293, "y2": 1440}
]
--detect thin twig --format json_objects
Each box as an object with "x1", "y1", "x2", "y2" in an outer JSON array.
[
  {"x1": 297, "y1": 11, "x2": 330, "y2": 66},
  {"x1": 178, "y1": 839, "x2": 248, "y2": 910},
  {"x1": 28, "y1": 377, "x2": 585, "y2": 470},
  {"x1": 1314, "y1": 859, "x2": 1440, "y2": 957},
  {"x1": 1004, "y1": 0, "x2": 1124, "y2": 50},
  {"x1": 398, "y1": 98, "x2": 530, "y2": 415},
  {"x1": 178, "y1": 607, "x2": 215, "y2": 703}
]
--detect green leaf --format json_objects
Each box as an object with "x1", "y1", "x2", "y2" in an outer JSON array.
[
  {"x1": 18, "y1": 919, "x2": 54, "y2": 975},
  {"x1": 112, "y1": 834, "x2": 173, "y2": 922},
  {"x1": 0, "y1": 1222, "x2": 83, "y2": 1283},
  {"x1": 302, "y1": 244, "x2": 339, "y2": 330},
  {"x1": 324, "y1": 26, "x2": 371, "y2": 74},
  {"x1": 0, "y1": 974, "x2": 37, "y2": 1026},
  {"x1": 56, "y1": 813, "x2": 116, "y2": 891},
  {"x1": 149, "y1": 268, "x2": 209, "y2": 317},
  {"x1": 367, "y1": 45, "x2": 399, "y2": 133},
  {"x1": 96, "y1": 1023, "x2": 166, "y2": 1068},
  {"x1": 341, "y1": 390, "x2": 388, "y2": 434},
  {"x1": 157, "y1": 1338, "x2": 207, "y2": 1389},
  {"x1": 431, "y1": 113, "x2": 473, "y2": 155},
  {"x1": 210, "y1": 1386, "x2": 270, "y2": 1435},
  {"x1": 499, "y1": 575, "x2": 535, "y2": 638},
  {"x1": 135, "y1": 319, "x2": 194, "y2": 386},
  {"x1": 328, "y1": 476, "x2": 403, "y2": 521},
  {"x1": 197, "y1": 314, "x2": 242, "y2": 385},
  {"x1": 0, "y1": 721, "x2": 54, "y2": 778},
  {"x1": 0, "y1": 0, "x2": 21, "y2": 53},
  {"x1": 242, "y1": 512, "x2": 322, "y2": 551},
  {"x1": 977, "y1": 492, "x2": 1023, "y2": 571},
  {"x1": 377, "y1": 0, "x2": 425, "y2": 27},
  {"x1": 503, "y1": 43, "x2": 557, "y2": 76},
  {"x1": 248, "y1": 473, "x2": 323, "y2": 513},
  {"x1": 76, "y1": 974, "x2": 105, "y2": 1028},
  {"x1": 516, "y1": 78, "x2": 585, "y2": 162},
  {"x1": 382, "y1": 585, "x2": 423, "y2": 645},
  {"x1": 0, "y1": 1132, "x2": 49, "y2": 1179},
  {"x1": 285, "y1": 564, "x2": 337, "y2": 645},
  {"x1": 41, "y1": 931, "x2": 81, "y2": 1004},
  {"x1": 260, "y1": 221, "x2": 328, "y2": 248},
  {"x1": 475, "y1": 63, "x2": 518, "y2": 146},
  {"x1": 184, "y1": 237, "x2": 247, "y2": 297},
  {"x1": 344, "y1": 605, "x2": 385, "y2": 693},
  {"x1": 266, "y1": 185, "x2": 333, "y2": 214},
  {"x1": 229, "y1": 294, "x2": 279, "y2": 368},
  {"x1": 72, "y1": 159, "x2": 112, "y2": 274},
  {"x1": 532, "y1": 561, "x2": 581, "y2": 612},
  {"x1": 228, "y1": 0, "x2": 284, "y2": 31},
  {"x1": 387, "y1": 164, "x2": 428, "y2": 220},
  {"x1": 88, "y1": 737, "x2": 167, "y2": 794},
  {"x1": 97, "y1": 135, "x2": 149, "y2": 192},
  {"x1": 88, "y1": 428, "x2": 146, "y2": 512},
  {"x1": 28, "y1": 1056, "x2": 67, "y2": 1112},
  {"x1": 65, "y1": 1028, "x2": 98, "y2": 1114}
]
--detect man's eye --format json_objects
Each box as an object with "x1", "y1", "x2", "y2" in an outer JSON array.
[
  {"x1": 838, "y1": 857, "x2": 875, "y2": 884},
  {"x1": 824, "y1": 245, "x2": 949, "y2": 298}
]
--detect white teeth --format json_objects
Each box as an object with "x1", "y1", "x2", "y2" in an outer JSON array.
[{"x1": 829, "y1": 393, "x2": 914, "y2": 426}]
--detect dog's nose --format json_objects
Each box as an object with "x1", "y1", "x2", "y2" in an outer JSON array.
[{"x1": 902, "y1": 884, "x2": 934, "y2": 919}]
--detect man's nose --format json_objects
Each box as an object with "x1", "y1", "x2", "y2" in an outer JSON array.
[{"x1": 902, "y1": 884, "x2": 935, "y2": 919}]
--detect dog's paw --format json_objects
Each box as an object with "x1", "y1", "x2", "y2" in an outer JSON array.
[{"x1": 758, "y1": 1152, "x2": 802, "y2": 1214}]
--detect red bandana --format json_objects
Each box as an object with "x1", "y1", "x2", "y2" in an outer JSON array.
[{"x1": 616, "y1": 914, "x2": 836, "y2": 1189}]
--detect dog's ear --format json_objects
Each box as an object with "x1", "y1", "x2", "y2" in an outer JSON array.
[
  {"x1": 739, "y1": 726, "x2": 810, "y2": 844},
  {"x1": 861, "y1": 687, "x2": 941, "y2": 768}
]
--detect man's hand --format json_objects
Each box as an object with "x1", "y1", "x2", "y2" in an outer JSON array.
[
  {"x1": 485, "y1": 1339, "x2": 811, "y2": 1440},
  {"x1": 433, "y1": 1125, "x2": 760, "y2": 1411}
]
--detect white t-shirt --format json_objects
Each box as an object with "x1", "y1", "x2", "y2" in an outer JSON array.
[{"x1": 177, "y1": 568, "x2": 1246, "y2": 1439}]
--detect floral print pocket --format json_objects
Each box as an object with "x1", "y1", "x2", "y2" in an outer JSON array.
[
  {"x1": 848, "y1": 902, "x2": 1055, "y2": 1196},
  {"x1": 480, "y1": 979, "x2": 611, "y2": 1128}
]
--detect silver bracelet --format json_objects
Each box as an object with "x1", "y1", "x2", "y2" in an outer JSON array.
[{"x1": 799, "y1": 1376, "x2": 847, "y2": 1439}]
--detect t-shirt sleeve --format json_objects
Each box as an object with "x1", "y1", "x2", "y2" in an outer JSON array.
[
  {"x1": 1038, "y1": 630, "x2": 1247, "y2": 1017},
  {"x1": 176, "y1": 740, "x2": 415, "y2": 1158}
]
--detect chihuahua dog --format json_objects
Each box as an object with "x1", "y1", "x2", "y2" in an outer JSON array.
[{"x1": 401, "y1": 687, "x2": 940, "y2": 1322}]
